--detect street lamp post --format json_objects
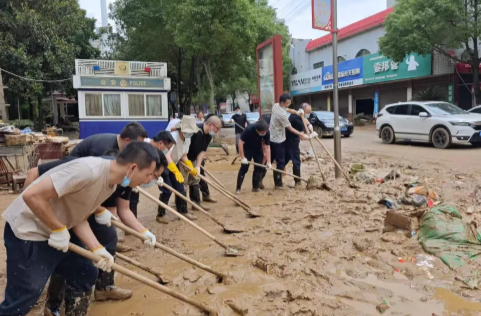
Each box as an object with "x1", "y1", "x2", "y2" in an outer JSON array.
[{"x1": 331, "y1": 0, "x2": 342, "y2": 178}]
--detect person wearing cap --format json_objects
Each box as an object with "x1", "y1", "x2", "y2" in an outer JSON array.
[{"x1": 156, "y1": 117, "x2": 198, "y2": 223}]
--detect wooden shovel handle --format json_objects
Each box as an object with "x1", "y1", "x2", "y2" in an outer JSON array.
[
  {"x1": 68, "y1": 243, "x2": 217, "y2": 315},
  {"x1": 312, "y1": 136, "x2": 351, "y2": 183},
  {"x1": 247, "y1": 161, "x2": 308, "y2": 183},
  {"x1": 301, "y1": 116, "x2": 327, "y2": 183},
  {"x1": 116, "y1": 253, "x2": 168, "y2": 283},
  {"x1": 111, "y1": 220, "x2": 225, "y2": 279}
]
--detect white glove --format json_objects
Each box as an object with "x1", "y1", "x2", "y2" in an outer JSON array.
[
  {"x1": 142, "y1": 229, "x2": 157, "y2": 248},
  {"x1": 310, "y1": 131, "x2": 319, "y2": 138},
  {"x1": 195, "y1": 166, "x2": 201, "y2": 175},
  {"x1": 95, "y1": 209, "x2": 119, "y2": 227},
  {"x1": 308, "y1": 124, "x2": 314, "y2": 133},
  {"x1": 267, "y1": 163, "x2": 272, "y2": 170},
  {"x1": 241, "y1": 157, "x2": 249, "y2": 165},
  {"x1": 297, "y1": 109, "x2": 304, "y2": 116},
  {"x1": 132, "y1": 187, "x2": 139, "y2": 193},
  {"x1": 48, "y1": 227, "x2": 70, "y2": 253},
  {"x1": 156, "y1": 176, "x2": 164, "y2": 186},
  {"x1": 93, "y1": 247, "x2": 114, "y2": 272}
]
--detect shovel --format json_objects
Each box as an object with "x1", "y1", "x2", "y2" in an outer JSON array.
[
  {"x1": 201, "y1": 165, "x2": 226, "y2": 190},
  {"x1": 68, "y1": 243, "x2": 219, "y2": 316},
  {"x1": 162, "y1": 182, "x2": 245, "y2": 234},
  {"x1": 180, "y1": 162, "x2": 260, "y2": 218},
  {"x1": 300, "y1": 116, "x2": 332, "y2": 191},
  {"x1": 116, "y1": 253, "x2": 170, "y2": 285},
  {"x1": 137, "y1": 187, "x2": 241, "y2": 257},
  {"x1": 111, "y1": 220, "x2": 227, "y2": 281}
]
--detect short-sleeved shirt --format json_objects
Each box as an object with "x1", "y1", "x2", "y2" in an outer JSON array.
[
  {"x1": 70, "y1": 133, "x2": 119, "y2": 157},
  {"x1": 231, "y1": 113, "x2": 247, "y2": 134},
  {"x1": 187, "y1": 123, "x2": 212, "y2": 161},
  {"x1": 102, "y1": 186, "x2": 132, "y2": 208},
  {"x1": 3, "y1": 157, "x2": 116, "y2": 241},
  {"x1": 269, "y1": 103, "x2": 291, "y2": 144},
  {"x1": 170, "y1": 131, "x2": 191, "y2": 163},
  {"x1": 286, "y1": 115, "x2": 304, "y2": 141},
  {"x1": 166, "y1": 118, "x2": 181, "y2": 132},
  {"x1": 241, "y1": 125, "x2": 270, "y2": 151}
]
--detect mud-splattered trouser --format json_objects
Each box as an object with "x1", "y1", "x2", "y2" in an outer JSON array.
[
  {"x1": 158, "y1": 165, "x2": 188, "y2": 217},
  {"x1": 270, "y1": 141, "x2": 287, "y2": 187},
  {"x1": 180, "y1": 160, "x2": 205, "y2": 205},
  {"x1": 45, "y1": 214, "x2": 118, "y2": 314},
  {"x1": 235, "y1": 133, "x2": 242, "y2": 154},
  {"x1": 0, "y1": 223, "x2": 98, "y2": 316},
  {"x1": 285, "y1": 138, "x2": 301, "y2": 184},
  {"x1": 236, "y1": 146, "x2": 264, "y2": 191}
]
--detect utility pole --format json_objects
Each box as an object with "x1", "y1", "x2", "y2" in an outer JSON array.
[
  {"x1": 0, "y1": 69, "x2": 9, "y2": 121},
  {"x1": 332, "y1": 0, "x2": 342, "y2": 178}
]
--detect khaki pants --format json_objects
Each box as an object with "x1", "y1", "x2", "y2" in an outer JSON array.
[{"x1": 180, "y1": 160, "x2": 200, "y2": 186}]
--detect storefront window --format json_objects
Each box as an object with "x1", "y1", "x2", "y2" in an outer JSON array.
[
  {"x1": 103, "y1": 94, "x2": 121, "y2": 116},
  {"x1": 128, "y1": 94, "x2": 145, "y2": 116},
  {"x1": 146, "y1": 95, "x2": 162, "y2": 116},
  {"x1": 85, "y1": 94, "x2": 102, "y2": 116}
]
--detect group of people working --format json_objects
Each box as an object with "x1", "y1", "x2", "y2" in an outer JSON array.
[
  {"x1": 0, "y1": 115, "x2": 223, "y2": 316},
  {"x1": 234, "y1": 94, "x2": 317, "y2": 193}
]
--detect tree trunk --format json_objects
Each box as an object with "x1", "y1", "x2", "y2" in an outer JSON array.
[
  {"x1": 36, "y1": 94, "x2": 45, "y2": 131},
  {"x1": 203, "y1": 59, "x2": 215, "y2": 112},
  {"x1": 177, "y1": 47, "x2": 182, "y2": 114}
]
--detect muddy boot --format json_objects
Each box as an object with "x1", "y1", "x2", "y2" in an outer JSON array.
[
  {"x1": 202, "y1": 195, "x2": 218, "y2": 203},
  {"x1": 274, "y1": 172, "x2": 285, "y2": 190},
  {"x1": 259, "y1": 168, "x2": 267, "y2": 190},
  {"x1": 94, "y1": 270, "x2": 132, "y2": 301},
  {"x1": 64, "y1": 287, "x2": 92, "y2": 316},
  {"x1": 252, "y1": 170, "x2": 261, "y2": 193},
  {"x1": 156, "y1": 193, "x2": 170, "y2": 224},
  {"x1": 190, "y1": 185, "x2": 210, "y2": 211},
  {"x1": 236, "y1": 173, "x2": 245, "y2": 195},
  {"x1": 293, "y1": 165, "x2": 302, "y2": 187},
  {"x1": 44, "y1": 275, "x2": 66, "y2": 316}
]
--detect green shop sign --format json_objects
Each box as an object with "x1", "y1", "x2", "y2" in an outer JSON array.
[
  {"x1": 80, "y1": 76, "x2": 164, "y2": 89},
  {"x1": 363, "y1": 53, "x2": 431, "y2": 84}
]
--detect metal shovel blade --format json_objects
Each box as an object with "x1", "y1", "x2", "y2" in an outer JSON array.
[
  {"x1": 225, "y1": 247, "x2": 242, "y2": 257},
  {"x1": 247, "y1": 206, "x2": 262, "y2": 218},
  {"x1": 222, "y1": 224, "x2": 246, "y2": 234}
]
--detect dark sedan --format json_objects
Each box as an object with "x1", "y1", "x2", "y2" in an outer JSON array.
[{"x1": 308, "y1": 111, "x2": 354, "y2": 138}]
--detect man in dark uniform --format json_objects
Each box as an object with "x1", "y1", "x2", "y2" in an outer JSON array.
[
  {"x1": 230, "y1": 106, "x2": 248, "y2": 154},
  {"x1": 285, "y1": 103, "x2": 313, "y2": 187},
  {"x1": 236, "y1": 120, "x2": 271, "y2": 194},
  {"x1": 180, "y1": 116, "x2": 222, "y2": 210}
]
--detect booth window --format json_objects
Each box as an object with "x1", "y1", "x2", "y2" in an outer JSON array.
[
  {"x1": 103, "y1": 94, "x2": 121, "y2": 116},
  {"x1": 147, "y1": 95, "x2": 162, "y2": 116},
  {"x1": 85, "y1": 94, "x2": 102, "y2": 116},
  {"x1": 129, "y1": 94, "x2": 145, "y2": 116}
]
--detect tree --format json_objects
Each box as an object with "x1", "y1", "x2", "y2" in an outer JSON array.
[
  {"x1": 378, "y1": 0, "x2": 480, "y2": 104},
  {"x1": 0, "y1": 0, "x2": 99, "y2": 129}
]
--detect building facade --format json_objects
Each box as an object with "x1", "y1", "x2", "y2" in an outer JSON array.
[{"x1": 289, "y1": 2, "x2": 463, "y2": 120}]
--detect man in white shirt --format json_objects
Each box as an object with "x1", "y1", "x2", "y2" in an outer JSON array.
[
  {"x1": 0, "y1": 142, "x2": 160, "y2": 316},
  {"x1": 157, "y1": 116, "x2": 199, "y2": 223},
  {"x1": 165, "y1": 112, "x2": 184, "y2": 132},
  {"x1": 269, "y1": 94, "x2": 313, "y2": 189}
]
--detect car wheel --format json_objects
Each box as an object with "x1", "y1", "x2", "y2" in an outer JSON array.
[
  {"x1": 314, "y1": 126, "x2": 323, "y2": 139},
  {"x1": 381, "y1": 126, "x2": 395, "y2": 144},
  {"x1": 472, "y1": 143, "x2": 481, "y2": 148},
  {"x1": 344, "y1": 134, "x2": 351, "y2": 138},
  {"x1": 431, "y1": 127, "x2": 451, "y2": 149}
]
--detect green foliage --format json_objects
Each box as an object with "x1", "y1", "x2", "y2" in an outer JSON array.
[
  {"x1": 379, "y1": 0, "x2": 481, "y2": 101},
  {"x1": 0, "y1": 0, "x2": 99, "y2": 129},
  {"x1": 8, "y1": 119, "x2": 34, "y2": 130},
  {"x1": 412, "y1": 86, "x2": 448, "y2": 102}
]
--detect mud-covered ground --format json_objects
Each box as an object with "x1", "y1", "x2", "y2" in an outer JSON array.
[{"x1": 1, "y1": 129, "x2": 481, "y2": 315}]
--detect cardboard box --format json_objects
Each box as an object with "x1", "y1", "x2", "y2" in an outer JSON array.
[{"x1": 5, "y1": 134, "x2": 27, "y2": 146}]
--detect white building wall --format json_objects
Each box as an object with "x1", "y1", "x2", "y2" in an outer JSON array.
[
  {"x1": 290, "y1": 39, "x2": 312, "y2": 73},
  {"x1": 308, "y1": 26, "x2": 386, "y2": 70},
  {"x1": 226, "y1": 92, "x2": 250, "y2": 112}
]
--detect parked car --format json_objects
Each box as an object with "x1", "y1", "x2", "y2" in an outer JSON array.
[
  {"x1": 246, "y1": 112, "x2": 260, "y2": 125},
  {"x1": 468, "y1": 105, "x2": 481, "y2": 114},
  {"x1": 376, "y1": 101, "x2": 481, "y2": 149},
  {"x1": 221, "y1": 113, "x2": 234, "y2": 127},
  {"x1": 308, "y1": 111, "x2": 354, "y2": 138}
]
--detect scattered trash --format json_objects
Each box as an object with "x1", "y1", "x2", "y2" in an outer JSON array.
[
  {"x1": 467, "y1": 206, "x2": 476, "y2": 215},
  {"x1": 411, "y1": 231, "x2": 416, "y2": 238},
  {"x1": 428, "y1": 199, "x2": 434, "y2": 208},
  {"x1": 379, "y1": 197, "x2": 399, "y2": 209},
  {"x1": 398, "y1": 258, "x2": 405, "y2": 263},
  {"x1": 384, "y1": 170, "x2": 401, "y2": 181},
  {"x1": 354, "y1": 171, "x2": 376, "y2": 184},
  {"x1": 375, "y1": 178, "x2": 385, "y2": 184},
  {"x1": 376, "y1": 300, "x2": 390, "y2": 314},
  {"x1": 350, "y1": 163, "x2": 366, "y2": 175},
  {"x1": 419, "y1": 205, "x2": 481, "y2": 269},
  {"x1": 20, "y1": 127, "x2": 32, "y2": 134},
  {"x1": 407, "y1": 186, "x2": 437, "y2": 199},
  {"x1": 401, "y1": 195, "x2": 427, "y2": 207}
]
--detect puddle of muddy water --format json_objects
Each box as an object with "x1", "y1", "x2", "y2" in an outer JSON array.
[{"x1": 434, "y1": 287, "x2": 481, "y2": 316}]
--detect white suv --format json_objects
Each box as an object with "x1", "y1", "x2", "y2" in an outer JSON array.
[{"x1": 376, "y1": 101, "x2": 481, "y2": 149}]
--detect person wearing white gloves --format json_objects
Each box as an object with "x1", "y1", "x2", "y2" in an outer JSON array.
[
  {"x1": 0, "y1": 141, "x2": 160, "y2": 316},
  {"x1": 235, "y1": 120, "x2": 272, "y2": 194}
]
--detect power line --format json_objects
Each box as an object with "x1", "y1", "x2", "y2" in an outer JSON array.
[
  {"x1": 277, "y1": 0, "x2": 303, "y2": 16},
  {"x1": 0, "y1": 68, "x2": 72, "y2": 83},
  {"x1": 284, "y1": 2, "x2": 310, "y2": 22}
]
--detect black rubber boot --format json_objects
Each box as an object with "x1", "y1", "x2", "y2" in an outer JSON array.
[
  {"x1": 190, "y1": 184, "x2": 202, "y2": 204},
  {"x1": 64, "y1": 286, "x2": 92, "y2": 316},
  {"x1": 200, "y1": 179, "x2": 210, "y2": 198},
  {"x1": 176, "y1": 195, "x2": 188, "y2": 214},
  {"x1": 157, "y1": 193, "x2": 170, "y2": 217},
  {"x1": 96, "y1": 270, "x2": 114, "y2": 291},
  {"x1": 293, "y1": 165, "x2": 301, "y2": 185},
  {"x1": 44, "y1": 274, "x2": 66, "y2": 316},
  {"x1": 252, "y1": 170, "x2": 261, "y2": 191},
  {"x1": 236, "y1": 173, "x2": 245, "y2": 192},
  {"x1": 274, "y1": 172, "x2": 284, "y2": 188}
]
